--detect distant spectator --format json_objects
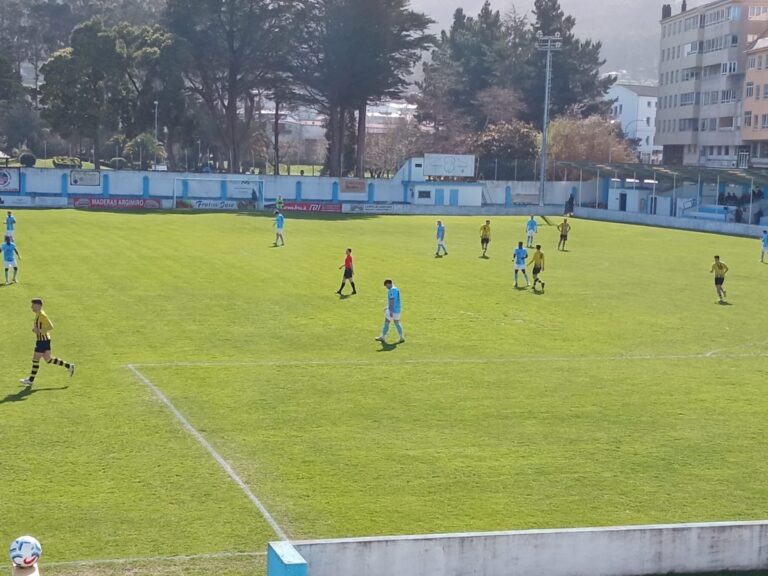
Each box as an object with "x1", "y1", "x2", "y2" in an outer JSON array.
[
  {"x1": 754, "y1": 208, "x2": 764, "y2": 225},
  {"x1": 735, "y1": 207, "x2": 743, "y2": 223}
]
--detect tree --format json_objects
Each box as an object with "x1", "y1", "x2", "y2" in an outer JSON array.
[
  {"x1": 40, "y1": 20, "x2": 128, "y2": 169},
  {"x1": 164, "y1": 0, "x2": 295, "y2": 173},
  {"x1": 114, "y1": 24, "x2": 190, "y2": 168},
  {"x1": 471, "y1": 120, "x2": 539, "y2": 180},
  {"x1": 547, "y1": 115, "x2": 634, "y2": 177},
  {"x1": 293, "y1": 0, "x2": 432, "y2": 177},
  {"x1": 522, "y1": 0, "x2": 614, "y2": 127}
]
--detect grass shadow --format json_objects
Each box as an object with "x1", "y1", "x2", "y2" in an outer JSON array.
[{"x1": 0, "y1": 385, "x2": 69, "y2": 405}]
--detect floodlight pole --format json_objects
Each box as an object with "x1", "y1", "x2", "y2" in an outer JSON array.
[
  {"x1": 536, "y1": 31, "x2": 562, "y2": 207},
  {"x1": 154, "y1": 100, "x2": 159, "y2": 166}
]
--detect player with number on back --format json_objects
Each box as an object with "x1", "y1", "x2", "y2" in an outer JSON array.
[
  {"x1": 710, "y1": 255, "x2": 729, "y2": 303},
  {"x1": 761, "y1": 230, "x2": 768, "y2": 263},
  {"x1": 375, "y1": 279, "x2": 405, "y2": 345}
]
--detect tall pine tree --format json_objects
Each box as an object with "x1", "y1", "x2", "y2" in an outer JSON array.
[{"x1": 522, "y1": 0, "x2": 614, "y2": 127}]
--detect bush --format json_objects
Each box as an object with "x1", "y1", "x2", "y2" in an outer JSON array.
[
  {"x1": 109, "y1": 157, "x2": 127, "y2": 170},
  {"x1": 52, "y1": 156, "x2": 82, "y2": 169},
  {"x1": 18, "y1": 151, "x2": 36, "y2": 167}
]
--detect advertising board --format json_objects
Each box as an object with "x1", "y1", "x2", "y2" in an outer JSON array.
[
  {"x1": 282, "y1": 202, "x2": 342, "y2": 213},
  {"x1": 70, "y1": 170, "x2": 101, "y2": 186},
  {"x1": 423, "y1": 154, "x2": 476, "y2": 178},
  {"x1": 175, "y1": 199, "x2": 252, "y2": 210},
  {"x1": 0, "y1": 168, "x2": 20, "y2": 193},
  {"x1": 72, "y1": 197, "x2": 163, "y2": 210}
]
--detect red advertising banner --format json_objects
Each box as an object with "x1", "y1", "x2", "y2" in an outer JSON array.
[
  {"x1": 72, "y1": 197, "x2": 163, "y2": 210},
  {"x1": 282, "y1": 201, "x2": 342, "y2": 213}
]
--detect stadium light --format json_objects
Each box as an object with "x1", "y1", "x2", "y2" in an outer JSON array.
[{"x1": 536, "y1": 31, "x2": 562, "y2": 207}]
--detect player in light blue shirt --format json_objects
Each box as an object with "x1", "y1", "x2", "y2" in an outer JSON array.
[
  {"x1": 435, "y1": 220, "x2": 448, "y2": 257},
  {"x1": 2, "y1": 235, "x2": 20, "y2": 284},
  {"x1": 273, "y1": 210, "x2": 285, "y2": 246},
  {"x1": 513, "y1": 241, "x2": 529, "y2": 288},
  {"x1": 375, "y1": 279, "x2": 405, "y2": 344},
  {"x1": 6, "y1": 211, "x2": 16, "y2": 241},
  {"x1": 761, "y1": 230, "x2": 768, "y2": 263},
  {"x1": 526, "y1": 216, "x2": 538, "y2": 248}
]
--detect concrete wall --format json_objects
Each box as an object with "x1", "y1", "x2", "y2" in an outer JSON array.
[
  {"x1": 283, "y1": 521, "x2": 768, "y2": 576},
  {"x1": 575, "y1": 206, "x2": 765, "y2": 238},
  {"x1": 3, "y1": 167, "x2": 588, "y2": 208}
]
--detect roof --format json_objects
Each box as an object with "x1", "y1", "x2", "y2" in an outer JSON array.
[
  {"x1": 747, "y1": 36, "x2": 768, "y2": 53},
  {"x1": 615, "y1": 84, "x2": 658, "y2": 98},
  {"x1": 556, "y1": 161, "x2": 768, "y2": 187}
]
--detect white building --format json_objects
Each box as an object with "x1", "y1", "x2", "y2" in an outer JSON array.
[{"x1": 607, "y1": 84, "x2": 662, "y2": 163}]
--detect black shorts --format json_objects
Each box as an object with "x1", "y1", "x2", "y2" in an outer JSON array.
[
  {"x1": 35, "y1": 340, "x2": 51, "y2": 353},
  {"x1": 715, "y1": 277, "x2": 725, "y2": 286},
  {"x1": 481, "y1": 238, "x2": 490, "y2": 247},
  {"x1": 343, "y1": 268, "x2": 353, "y2": 279},
  {"x1": 533, "y1": 266, "x2": 542, "y2": 275},
  {"x1": 560, "y1": 234, "x2": 568, "y2": 240}
]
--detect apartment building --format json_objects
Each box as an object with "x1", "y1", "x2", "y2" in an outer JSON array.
[
  {"x1": 656, "y1": 0, "x2": 768, "y2": 167},
  {"x1": 741, "y1": 35, "x2": 768, "y2": 165},
  {"x1": 607, "y1": 84, "x2": 663, "y2": 163}
]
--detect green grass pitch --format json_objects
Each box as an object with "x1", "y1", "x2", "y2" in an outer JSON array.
[{"x1": 1, "y1": 210, "x2": 768, "y2": 576}]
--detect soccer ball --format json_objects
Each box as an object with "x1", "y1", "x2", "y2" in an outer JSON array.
[{"x1": 9, "y1": 536, "x2": 41, "y2": 567}]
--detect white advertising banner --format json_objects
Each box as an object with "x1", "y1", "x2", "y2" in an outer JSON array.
[
  {"x1": 0, "y1": 168, "x2": 21, "y2": 193},
  {"x1": 342, "y1": 203, "x2": 404, "y2": 214},
  {"x1": 0, "y1": 195, "x2": 32, "y2": 207},
  {"x1": 423, "y1": 154, "x2": 476, "y2": 178},
  {"x1": 70, "y1": 170, "x2": 101, "y2": 186}
]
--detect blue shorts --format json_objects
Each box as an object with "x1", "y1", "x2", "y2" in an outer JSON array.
[{"x1": 34, "y1": 340, "x2": 51, "y2": 353}]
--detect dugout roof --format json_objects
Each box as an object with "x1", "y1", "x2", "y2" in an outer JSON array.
[{"x1": 556, "y1": 161, "x2": 768, "y2": 187}]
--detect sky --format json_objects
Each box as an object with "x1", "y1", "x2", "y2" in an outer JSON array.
[{"x1": 410, "y1": 0, "x2": 672, "y2": 82}]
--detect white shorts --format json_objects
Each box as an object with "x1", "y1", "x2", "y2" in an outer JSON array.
[
  {"x1": 4, "y1": 260, "x2": 16, "y2": 268},
  {"x1": 514, "y1": 263, "x2": 526, "y2": 271},
  {"x1": 437, "y1": 240, "x2": 446, "y2": 247},
  {"x1": 276, "y1": 227, "x2": 284, "y2": 234},
  {"x1": 527, "y1": 231, "x2": 535, "y2": 238},
  {"x1": 384, "y1": 308, "x2": 401, "y2": 321}
]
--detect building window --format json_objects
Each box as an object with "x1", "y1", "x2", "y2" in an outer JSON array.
[
  {"x1": 725, "y1": 146, "x2": 730, "y2": 156},
  {"x1": 721, "y1": 61, "x2": 737, "y2": 75},
  {"x1": 646, "y1": 117, "x2": 651, "y2": 126},
  {"x1": 759, "y1": 55, "x2": 764, "y2": 69},
  {"x1": 749, "y1": 5, "x2": 768, "y2": 19},
  {"x1": 745, "y1": 111, "x2": 753, "y2": 127},
  {"x1": 747, "y1": 82, "x2": 755, "y2": 98},
  {"x1": 647, "y1": 101, "x2": 652, "y2": 108},
  {"x1": 748, "y1": 55, "x2": 757, "y2": 69}
]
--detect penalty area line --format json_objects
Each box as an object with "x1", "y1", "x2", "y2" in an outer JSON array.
[
  {"x1": 126, "y1": 364, "x2": 289, "y2": 541},
  {"x1": 40, "y1": 551, "x2": 266, "y2": 569},
  {"x1": 131, "y1": 350, "x2": 768, "y2": 369}
]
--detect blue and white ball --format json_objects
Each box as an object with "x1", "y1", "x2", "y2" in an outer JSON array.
[{"x1": 9, "y1": 536, "x2": 41, "y2": 567}]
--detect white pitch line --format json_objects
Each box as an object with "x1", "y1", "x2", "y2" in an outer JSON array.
[
  {"x1": 40, "y1": 550, "x2": 266, "y2": 568},
  {"x1": 126, "y1": 364, "x2": 288, "y2": 541},
  {"x1": 132, "y1": 350, "x2": 768, "y2": 369}
]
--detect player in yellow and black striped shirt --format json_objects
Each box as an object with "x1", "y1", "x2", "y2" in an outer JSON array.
[
  {"x1": 710, "y1": 255, "x2": 729, "y2": 303},
  {"x1": 480, "y1": 220, "x2": 491, "y2": 258},
  {"x1": 20, "y1": 298, "x2": 76, "y2": 387},
  {"x1": 529, "y1": 245, "x2": 545, "y2": 292}
]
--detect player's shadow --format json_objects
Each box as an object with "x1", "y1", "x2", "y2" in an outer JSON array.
[
  {"x1": 376, "y1": 342, "x2": 400, "y2": 352},
  {"x1": 337, "y1": 293, "x2": 351, "y2": 300},
  {"x1": 0, "y1": 386, "x2": 69, "y2": 405},
  {"x1": 479, "y1": 255, "x2": 490, "y2": 259},
  {"x1": 717, "y1": 301, "x2": 733, "y2": 306}
]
